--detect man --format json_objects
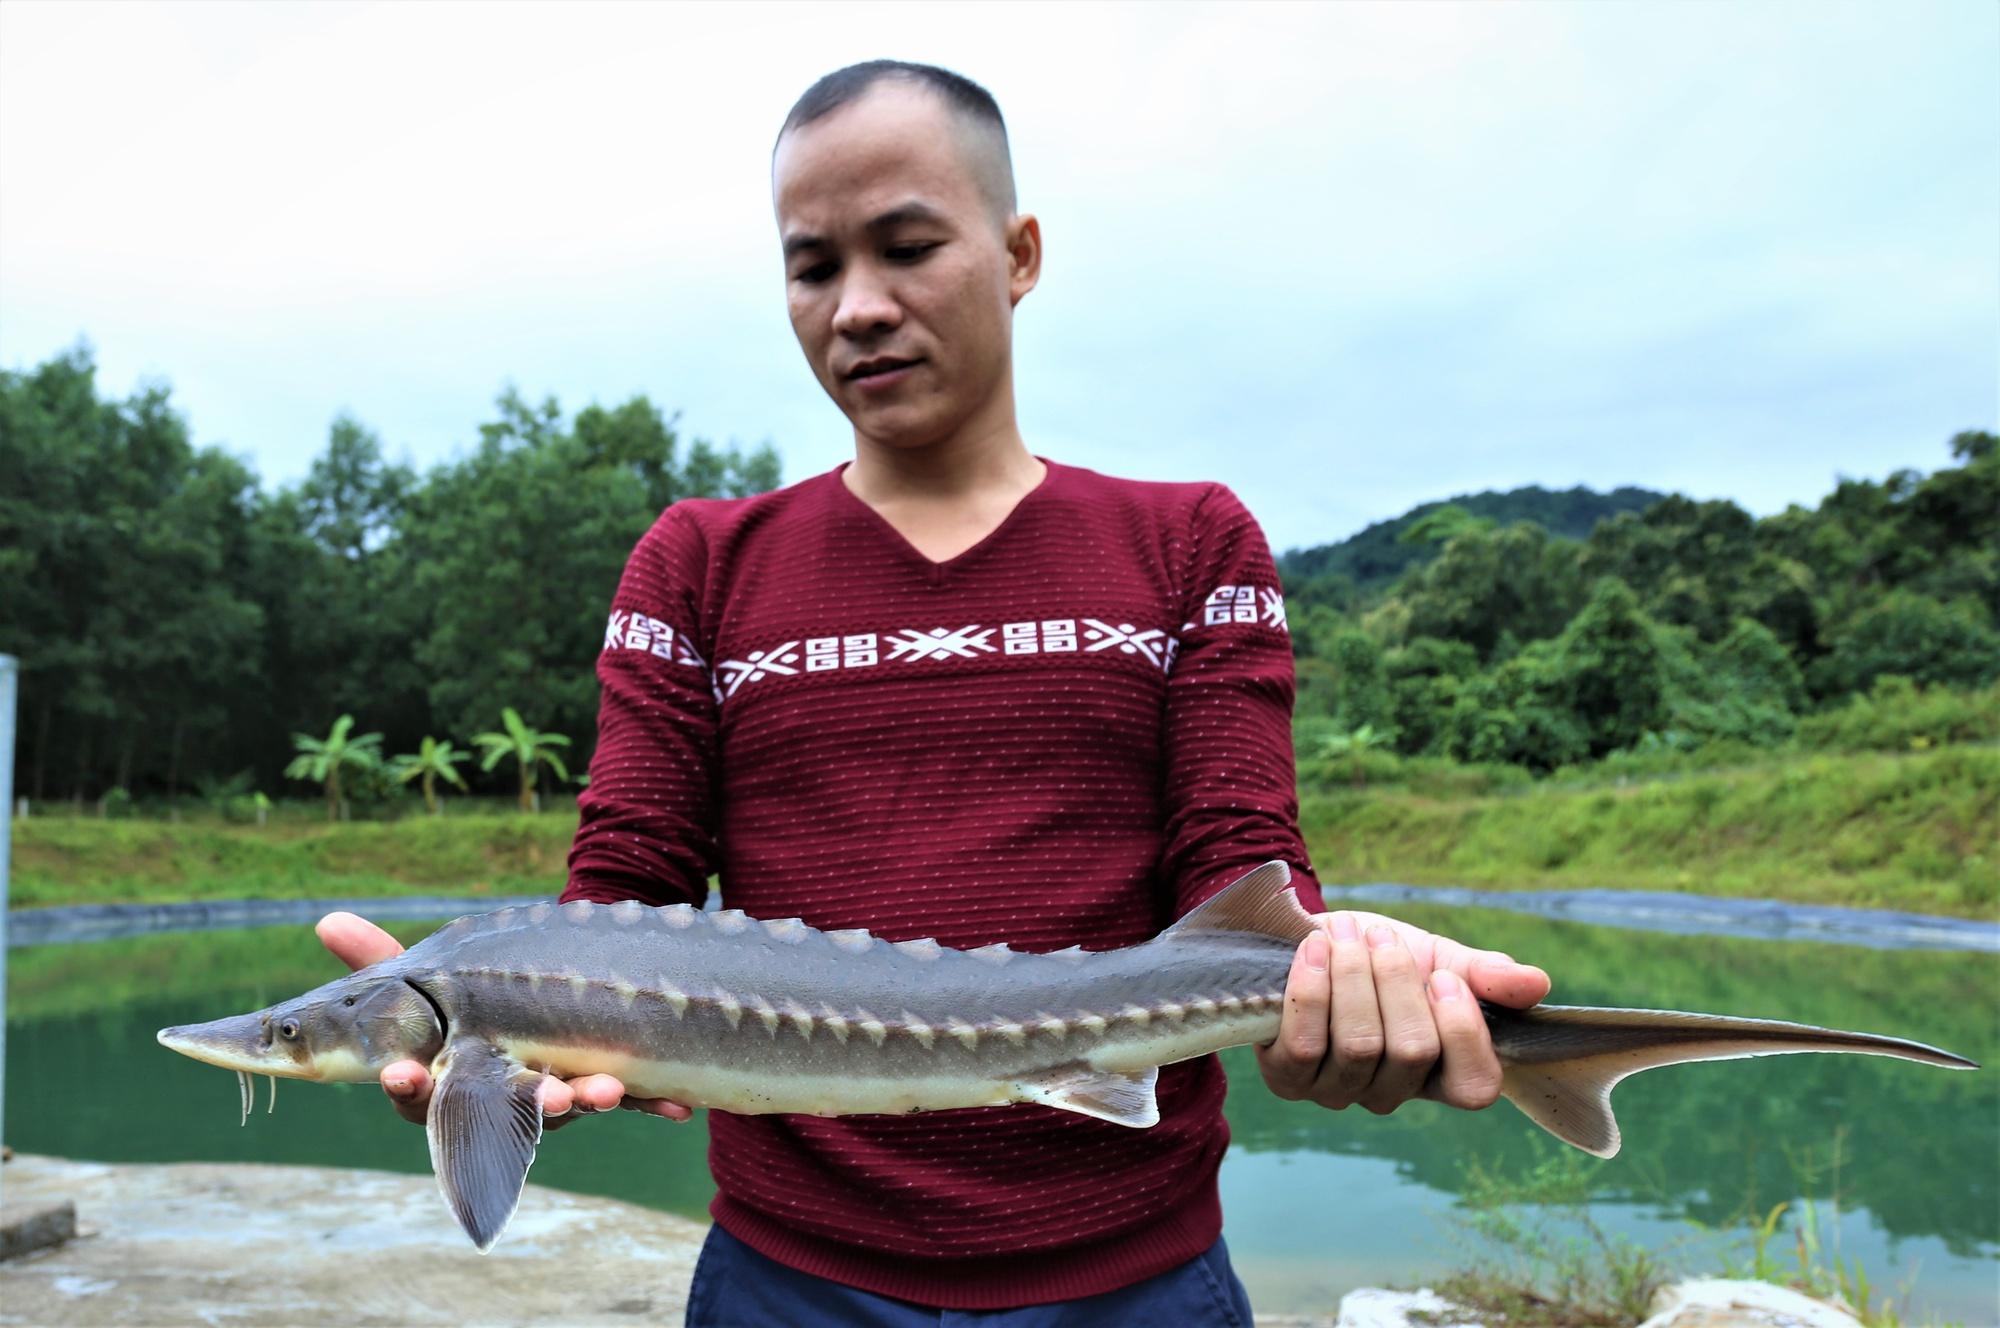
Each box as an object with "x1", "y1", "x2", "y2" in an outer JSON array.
[{"x1": 320, "y1": 60, "x2": 1550, "y2": 1325}]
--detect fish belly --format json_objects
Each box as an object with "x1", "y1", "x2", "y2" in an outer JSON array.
[{"x1": 493, "y1": 1035, "x2": 1020, "y2": 1116}]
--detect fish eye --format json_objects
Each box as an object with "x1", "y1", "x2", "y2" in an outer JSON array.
[
  {"x1": 280, "y1": 1019, "x2": 300, "y2": 1040},
  {"x1": 343, "y1": 996, "x2": 356, "y2": 1007}
]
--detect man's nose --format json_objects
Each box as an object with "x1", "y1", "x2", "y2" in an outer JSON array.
[{"x1": 832, "y1": 265, "x2": 901, "y2": 337}]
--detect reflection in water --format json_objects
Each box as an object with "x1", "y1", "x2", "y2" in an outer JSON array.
[{"x1": 7, "y1": 907, "x2": 1995, "y2": 1321}]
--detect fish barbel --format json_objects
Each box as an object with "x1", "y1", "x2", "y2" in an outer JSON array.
[{"x1": 157, "y1": 861, "x2": 1977, "y2": 1251}]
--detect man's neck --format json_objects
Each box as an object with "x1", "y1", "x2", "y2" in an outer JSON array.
[
  {"x1": 841, "y1": 416, "x2": 1048, "y2": 564},
  {"x1": 843, "y1": 419, "x2": 1042, "y2": 507}
]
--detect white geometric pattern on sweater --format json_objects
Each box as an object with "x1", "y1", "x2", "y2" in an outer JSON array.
[
  {"x1": 1081, "y1": 619, "x2": 1172, "y2": 670},
  {"x1": 885, "y1": 625, "x2": 996, "y2": 662},
  {"x1": 605, "y1": 611, "x2": 708, "y2": 668},
  {"x1": 717, "y1": 641, "x2": 801, "y2": 698},
  {"x1": 1001, "y1": 619, "x2": 1078, "y2": 655},
  {"x1": 805, "y1": 634, "x2": 881, "y2": 672},
  {"x1": 1199, "y1": 584, "x2": 1288, "y2": 634},
  {"x1": 607, "y1": 594, "x2": 1282, "y2": 703},
  {"x1": 1202, "y1": 585, "x2": 1259, "y2": 626}
]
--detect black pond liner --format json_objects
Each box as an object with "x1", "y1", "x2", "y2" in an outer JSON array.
[{"x1": 1323, "y1": 883, "x2": 2000, "y2": 954}]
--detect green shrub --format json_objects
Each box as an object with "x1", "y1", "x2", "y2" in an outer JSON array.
[
  {"x1": 1811, "y1": 591, "x2": 2000, "y2": 697},
  {"x1": 1796, "y1": 677, "x2": 2000, "y2": 753}
]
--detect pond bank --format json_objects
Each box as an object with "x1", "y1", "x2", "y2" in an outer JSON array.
[
  {"x1": 1321, "y1": 883, "x2": 2000, "y2": 952},
  {"x1": 14, "y1": 745, "x2": 1997, "y2": 919},
  {"x1": 11, "y1": 885, "x2": 1997, "y2": 953},
  {"x1": 0, "y1": 1155, "x2": 1338, "y2": 1327},
  {"x1": 1300, "y1": 745, "x2": 1998, "y2": 919}
]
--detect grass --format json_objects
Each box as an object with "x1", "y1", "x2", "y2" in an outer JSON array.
[
  {"x1": 1692, "y1": 1129, "x2": 1961, "y2": 1328},
  {"x1": 8, "y1": 811, "x2": 576, "y2": 908},
  {"x1": 1426, "y1": 1132, "x2": 1965, "y2": 1328},
  {"x1": 11, "y1": 746, "x2": 1996, "y2": 919},
  {"x1": 1426, "y1": 1148, "x2": 1671, "y2": 1328},
  {"x1": 1301, "y1": 745, "x2": 1999, "y2": 918}
]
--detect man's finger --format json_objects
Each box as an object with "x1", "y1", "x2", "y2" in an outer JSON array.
[
  {"x1": 566, "y1": 1074, "x2": 628, "y2": 1112},
  {"x1": 1255, "y1": 932, "x2": 1332, "y2": 1101},
  {"x1": 1421, "y1": 970, "x2": 1504, "y2": 1110},
  {"x1": 538, "y1": 1076, "x2": 592, "y2": 1131},
  {"x1": 1317, "y1": 912, "x2": 1383, "y2": 1109},
  {"x1": 1356, "y1": 926, "x2": 1437, "y2": 1114},
  {"x1": 623, "y1": 1097, "x2": 697, "y2": 1122},
  {"x1": 317, "y1": 912, "x2": 404, "y2": 971},
  {"x1": 1463, "y1": 951, "x2": 1552, "y2": 1009},
  {"x1": 380, "y1": 1059, "x2": 431, "y2": 1126}
]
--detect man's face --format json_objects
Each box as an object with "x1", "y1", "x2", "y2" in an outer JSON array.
[{"x1": 772, "y1": 82, "x2": 1037, "y2": 451}]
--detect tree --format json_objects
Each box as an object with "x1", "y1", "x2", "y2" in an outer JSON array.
[
  {"x1": 389, "y1": 736, "x2": 471, "y2": 815},
  {"x1": 1582, "y1": 496, "x2": 1760, "y2": 642},
  {"x1": 474, "y1": 707, "x2": 571, "y2": 813},
  {"x1": 1812, "y1": 591, "x2": 2000, "y2": 697},
  {"x1": 404, "y1": 387, "x2": 779, "y2": 749},
  {"x1": 0, "y1": 346, "x2": 264, "y2": 802},
  {"x1": 1397, "y1": 503, "x2": 1494, "y2": 547},
  {"x1": 1393, "y1": 522, "x2": 1583, "y2": 662},
  {"x1": 1384, "y1": 636, "x2": 1480, "y2": 757},
  {"x1": 284, "y1": 714, "x2": 385, "y2": 821},
  {"x1": 1328, "y1": 630, "x2": 1397, "y2": 741}
]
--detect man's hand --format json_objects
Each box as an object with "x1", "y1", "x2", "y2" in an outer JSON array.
[
  {"x1": 1256, "y1": 910, "x2": 1550, "y2": 1115},
  {"x1": 314, "y1": 911, "x2": 695, "y2": 1130}
]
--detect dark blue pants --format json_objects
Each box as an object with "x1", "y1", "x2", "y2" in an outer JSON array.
[{"x1": 684, "y1": 1224, "x2": 1254, "y2": 1327}]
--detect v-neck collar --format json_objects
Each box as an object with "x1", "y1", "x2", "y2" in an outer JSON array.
[{"x1": 830, "y1": 456, "x2": 1060, "y2": 583}]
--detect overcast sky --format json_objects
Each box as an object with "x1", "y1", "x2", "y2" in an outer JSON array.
[{"x1": 2, "y1": 1, "x2": 1993, "y2": 553}]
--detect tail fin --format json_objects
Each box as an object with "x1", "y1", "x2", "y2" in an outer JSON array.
[{"x1": 1490, "y1": 1004, "x2": 1979, "y2": 1158}]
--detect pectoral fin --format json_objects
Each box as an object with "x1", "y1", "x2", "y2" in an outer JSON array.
[
  {"x1": 1015, "y1": 1063, "x2": 1160, "y2": 1127},
  {"x1": 426, "y1": 1036, "x2": 545, "y2": 1252}
]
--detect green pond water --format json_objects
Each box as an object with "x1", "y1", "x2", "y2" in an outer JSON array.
[{"x1": 6, "y1": 903, "x2": 1996, "y2": 1322}]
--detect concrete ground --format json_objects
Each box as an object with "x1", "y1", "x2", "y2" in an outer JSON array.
[
  {"x1": 0, "y1": 1150, "x2": 1868, "y2": 1328},
  {"x1": 0, "y1": 1154, "x2": 706, "y2": 1327},
  {"x1": 0, "y1": 1155, "x2": 1341, "y2": 1327}
]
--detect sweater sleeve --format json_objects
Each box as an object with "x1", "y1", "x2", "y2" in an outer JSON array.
[
  {"x1": 562, "y1": 504, "x2": 720, "y2": 908},
  {"x1": 1160, "y1": 484, "x2": 1323, "y2": 917}
]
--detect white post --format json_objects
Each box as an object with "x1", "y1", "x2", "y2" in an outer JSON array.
[{"x1": 0, "y1": 655, "x2": 17, "y2": 1209}]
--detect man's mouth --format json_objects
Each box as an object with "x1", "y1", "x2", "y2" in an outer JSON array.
[{"x1": 847, "y1": 357, "x2": 922, "y2": 382}]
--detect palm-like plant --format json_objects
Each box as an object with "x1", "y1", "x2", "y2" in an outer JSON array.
[
  {"x1": 284, "y1": 714, "x2": 385, "y2": 822},
  {"x1": 389, "y1": 736, "x2": 471, "y2": 816},
  {"x1": 473, "y1": 707, "x2": 571, "y2": 813},
  {"x1": 1321, "y1": 723, "x2": 1390, "y2": 789}
]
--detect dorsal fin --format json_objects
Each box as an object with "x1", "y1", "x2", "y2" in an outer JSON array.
[{"x1": 1160, "y1": 861, "x2": 1312, "y2": 945}]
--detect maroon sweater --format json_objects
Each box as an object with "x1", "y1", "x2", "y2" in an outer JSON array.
[{"x1": 563, "y1": 457, "x2": 1319, "y2": 1309}]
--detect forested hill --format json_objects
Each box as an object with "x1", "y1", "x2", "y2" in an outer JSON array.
[
  {"x1": 1278, "y1": 484, "x2": 1664, "y2": 593},
  {"x1": 1287, "y1": 430, "x2": 1999, "y2": 773}
]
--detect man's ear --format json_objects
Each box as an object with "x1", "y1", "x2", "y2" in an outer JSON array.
[{"x1": 1008, "y1": 213, "x2": 1042, "y2": 306}]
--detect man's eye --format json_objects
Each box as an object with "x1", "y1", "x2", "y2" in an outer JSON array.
[
  {"x1": 888, "y1": 243, "x2": 937, "y2": 261},
  {"x1": 796, "y1": 263, "x2": 836, "y2": 284}
]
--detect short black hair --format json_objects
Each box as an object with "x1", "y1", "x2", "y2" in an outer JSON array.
[{"x1": 775, "y1": 60, "x2": 1016, "y2": 214}]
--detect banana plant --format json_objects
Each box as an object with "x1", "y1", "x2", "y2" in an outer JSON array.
[
  {"x1": 1320, "y1": 723, "x2": 1389, "y2": 789},
  {"x1": 284, "y1": 714, "x2": 385, "y2": 822},
  {"x1": 389, "y1": 736, "x2": 472, "y2": 816},
  {"x1": 473, "y1": 707, "x2": 571, "y2": 813}
]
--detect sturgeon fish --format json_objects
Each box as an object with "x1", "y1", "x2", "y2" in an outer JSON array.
[{"x1": 157, "y1": 862, "x2": 1976, "y2": 1252}]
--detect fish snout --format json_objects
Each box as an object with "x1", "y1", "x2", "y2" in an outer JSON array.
[{"x1": 157, "y1": 1012, "x2": 306, "y2": 1077}]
